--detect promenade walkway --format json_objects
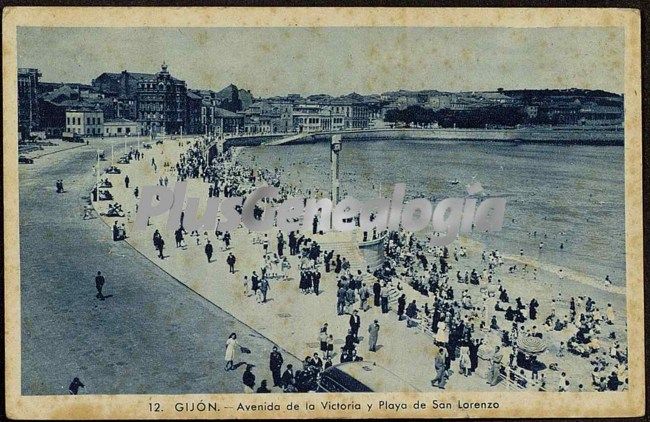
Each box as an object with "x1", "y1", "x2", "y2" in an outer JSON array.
[{"x1": 92, "y1": 139, "x2": 502, "y2": 392}]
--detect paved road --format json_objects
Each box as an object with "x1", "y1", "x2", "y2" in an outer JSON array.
[{"x1": 19, "y1": 140, "x2": 295, "y2": 395}]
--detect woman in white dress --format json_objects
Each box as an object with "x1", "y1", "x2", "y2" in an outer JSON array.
[
  {"x1": 459, "y1": 345, "x2": 471, "y2": 376},
  {"x1": 281, "y1": 257, "x2": 291, "y2": 281},
  {"x1": 435, "y1": 320, "x2": 449, "y2": 345},
  {"x1": 225, "y1": 333, "x2": 238, "y2": 371}
]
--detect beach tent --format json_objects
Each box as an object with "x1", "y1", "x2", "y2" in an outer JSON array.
[{"x1": 518, "y1": 336, "x2": 547, "y2": 355}]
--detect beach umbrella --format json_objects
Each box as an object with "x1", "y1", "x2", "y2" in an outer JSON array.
[{"x1": 518, "y1": 336, "x2": 547, "y2": 355}]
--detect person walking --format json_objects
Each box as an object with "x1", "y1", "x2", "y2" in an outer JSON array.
[
  {"x1": 277, "y1": 232, "x2": 285, "y2": 257},
  {"x1": 487, "y1": 346, "x2": 503, "y2": 386},
  {"x1": 251, "y1": 271, "x2": 260, "y2": 296},
  {"x1": 225, "y1": 333, "x2": 239, "y2": 371},
  {"x1": 124, "y1": 175, "x2": 130, "y2": 188},
  {"x1": 336, "y1": 286, "x2": 346, "y2": 315},
  {"x1": 359, "y1": 283, "x2": 370, "y2": 311},
  {"x1": 372, "y1": 280, "x2": 381, "y2": 307},
  {"x1": 227, "y1": 253, "x2": 236, "y2": 273},
  {"x1": 380, "y1": 283, "x2": 390, "y2": 314},
  {"x1": 349, "y1": 310, "x2": 361, "y2": 340},
  {"x1": 153, "y1": 233, "x2": 165, "y2": 259},
  {"x1": 269, "y1": 346, "x2": 284, "y2": 387},
  {"x1": 397, "y1": 294, "x2": 406, "y2": 319},
  {"x1": 368, "y1": 320, "x2": 380, "y2": 352},
  {"x1": 326, "y1": 334, "x2": 334, "y2": 360},
  {"x1": 313, "y1": 271, "x2": 321, "y2": 296},
  {"x1": 432, "y1": 348, "x2": 447, "y2": 388},
  {"x1": 459, "y1": 344, "x2": 471, "y2": 376},
  {"x1": 95, "y1": 271, "x2": 106, "y2": 300},
  {"x1": 319, "y1": 323, "x2": 328, "y2": 355},
  {"x1": 259, "y1": 276, "x2": 270, "y2": 303},
  {"x1": 204, "y1": 240, "x2": 213, "y2": 262}
]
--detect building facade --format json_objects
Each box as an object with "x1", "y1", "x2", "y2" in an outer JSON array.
[
  {"x1": 136, "y1": 63, "x2": 187, "y2": 136},
  {"x1": 104, "y1": 118, "x2": 140, "y2": 136},
  {"x1": 18, "y1": 68, "x2": 42, "y2": 140},
  {"x1": 66, "y1": 109, "x2": 104, "y2": 136}
]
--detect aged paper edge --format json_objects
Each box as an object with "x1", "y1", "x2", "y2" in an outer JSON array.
[{"x1": 2, "y1": 7, "x2": 644, "y2": 420}]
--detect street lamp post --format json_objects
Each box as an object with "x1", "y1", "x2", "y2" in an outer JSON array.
[
  {"x1": 95, "y1": 149, "x2": 101, "y2": 202},
  {"x1": 330, "y1": 134, "x2": 341, "y2": 204}
]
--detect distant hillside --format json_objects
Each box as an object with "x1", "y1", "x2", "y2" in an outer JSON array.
[{"x1": 500, "y1": 88, "x2": 622, "y2": 99}]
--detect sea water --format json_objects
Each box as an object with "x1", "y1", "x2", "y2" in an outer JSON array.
[{"x1": 238, "y1": 139, "x2": 625, "y2": 285}]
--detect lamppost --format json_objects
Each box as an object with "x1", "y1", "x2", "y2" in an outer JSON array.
[
  {"x1": 330, "y1": 134, "x2": 341, "y2": 204},
  {"x1": 95, "y1": 149, "x2": 101, "y2": 202}
]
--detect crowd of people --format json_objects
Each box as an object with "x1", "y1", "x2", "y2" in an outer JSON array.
[{"x1": 111, "y1": 136, "x2": 628, "y2": 394}]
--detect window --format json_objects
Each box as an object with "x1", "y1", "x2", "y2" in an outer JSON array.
[
  {"x1": 117, "y1": 127, "x2": 122, "y2": 133},
  {"x1": 67, "y1": 117, "x2": 70, "y2": 125}
]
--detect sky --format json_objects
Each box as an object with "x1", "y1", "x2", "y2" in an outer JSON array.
[{"x1": 17, "y1": 26, "x2": 624, "y2": 97}]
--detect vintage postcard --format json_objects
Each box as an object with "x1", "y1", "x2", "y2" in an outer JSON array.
[{"x1": 3, "y1": 6, "x2": 644, "y2": 419}]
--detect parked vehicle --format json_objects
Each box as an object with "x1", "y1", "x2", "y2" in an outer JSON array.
[
  {"x1": 62, "y1": 132, "x2": 84, "y2": 143},
  {"x1": 316, "y1": 362, "x2": 419, "y2": 393},
  {"x1": 18, "y1": 155, "x2": 34, "y2": 164}
]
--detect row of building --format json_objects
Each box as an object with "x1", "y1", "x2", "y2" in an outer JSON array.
[
  {"x1": 18, "y1": 63, "x2": 380, "y2": 141},
  {"x1": 18, "y1": 64, "x2": 624, "y2": 141}
]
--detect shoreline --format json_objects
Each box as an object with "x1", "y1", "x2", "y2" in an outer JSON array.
[{"x1": 224, "y1": 126, "x2": 624, "y2": 148}]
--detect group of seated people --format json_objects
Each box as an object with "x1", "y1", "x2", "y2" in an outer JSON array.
[
  {"x1": 98, "y1": 178, "x2": 112, "y2": 188},
  {"x1": 106, "y1": 202, "x2": 124, "y2": 217},
  {"x1": 282, "y1": 354, "x2": 332, "y2": 393},
  {"x1": 97, "y1": 189, "x2": 113, "y2": 201}
]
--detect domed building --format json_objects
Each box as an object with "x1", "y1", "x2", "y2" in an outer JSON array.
[{"x1": 136, "y1": 62, "x2": 187, "y2": 136}]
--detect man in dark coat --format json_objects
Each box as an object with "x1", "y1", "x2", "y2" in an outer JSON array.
[
  {"x1": 349, "y1": 310, "x2": 361, "y2": 340},
  {"x1": 529, "y1": 298, "x2": 539, "y2": 320},
  {"x1": 204, "y1": 240, "x2": 213, "y2": 262},
  {"x1": 344, "y1": 330, "x2": 356, "y2": 352},
  {"x1": 251, "y1": 271, "x2": 260, "y2": 296},
  {"x1": 337, "y1": 286, "x2": 346, "y2": 315},
  {"x1": 373, "y1": 280, "x2": 381, "y2": 307},
  {"x1": 242, "y1": 364, "x2": 256, "y2": 392},
  {"x1": 227, "y1": 253, "x2": 236, "y2": 273},
  {"x1": 288, "y1": 232, "x2": 296, "y2": 255},
  {"x1": 95, "y1": 271, "x2": 106, "y2": 300},
  {"x1": 156, "y1": 236, "x2": 165, "y2": 259},
  {"x1": 281, "y1": 364, "x2": 294, "y2": 389},
  {"x1": 269, "y1": 346, "x2": 284, "y2": 387}
]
